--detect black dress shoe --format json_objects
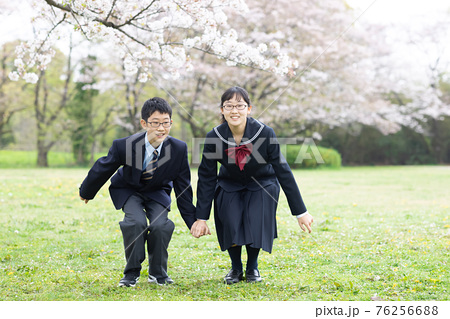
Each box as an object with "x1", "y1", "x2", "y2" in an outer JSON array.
[
  {"x1": 246, "y1": 269, "x2": 262, "y2": 283},
  {"x1": 224, "y1": 269, "x2": 243, "y2": 284},
  {"x1": 119, "y1": 273, "x2": 140, "y2": 287}
]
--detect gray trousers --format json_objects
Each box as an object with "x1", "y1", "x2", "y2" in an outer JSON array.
[{"x1": 119, "y1": 194, "x2": 175, "y2": 279}]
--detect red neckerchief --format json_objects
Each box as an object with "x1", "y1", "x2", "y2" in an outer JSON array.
[{"x1": 225, "y1": 144, "x2": 253, "y2": 171}]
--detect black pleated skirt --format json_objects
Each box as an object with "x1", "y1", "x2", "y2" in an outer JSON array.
[{"x1": 213, "y1": 182, "x2": 280, "y2": 253}]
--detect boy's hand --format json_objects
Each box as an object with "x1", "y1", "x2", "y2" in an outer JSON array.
[
  {"x1": 190, "y1": 220, "x2": 211, "y2": 238},
  {"x1": 80, "y1": 196, "x2": 89, "y2": 204}
]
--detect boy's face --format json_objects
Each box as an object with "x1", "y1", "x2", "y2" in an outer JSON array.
[{"x1": 140, "y1": 111, "x2": 172, "y2": 147}]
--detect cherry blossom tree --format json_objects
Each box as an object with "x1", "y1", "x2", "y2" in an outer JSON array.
[
  {"x1": 9, "y1": 0, "x2": 298, "y2": 84},
  {"x1": 7, "y1": 0, "x2": 449, "y2": 150},
  {"x1": 378, "y1": 13, "x2": 450, "y2": 163},
  {"x1": 152, "y1": 0, "x2": 404, "y2": 139},
  {"x1": 160, "y1": 0, "x2": 450, "y2": 141},
  {"x1": 392, "y1": 21, "x2": 450, "y2": 132}
]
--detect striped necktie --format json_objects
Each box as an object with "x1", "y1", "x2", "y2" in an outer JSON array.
[{"x1": 141, "y1": 149, "x2": 158, "y2": 182}]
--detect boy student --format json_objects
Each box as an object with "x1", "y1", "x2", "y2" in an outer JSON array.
[{"x1": 79, "y1": 97, "x2": 203, "y2": 287}]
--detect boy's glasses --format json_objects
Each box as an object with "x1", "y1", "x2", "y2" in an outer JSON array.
[{"x1": 146, "y1": 121, "x2": 172, "y2": 128}]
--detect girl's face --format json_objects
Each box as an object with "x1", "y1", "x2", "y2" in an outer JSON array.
[{"x1": 221, "y1": 94, "x2": 252, "y2": 129}]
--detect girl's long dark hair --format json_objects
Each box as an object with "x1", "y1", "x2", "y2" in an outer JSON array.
[{"x1": 220, "y1": 86, "x2": 251, "y2": 124}]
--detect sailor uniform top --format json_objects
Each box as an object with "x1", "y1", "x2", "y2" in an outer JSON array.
[{"x1": 195, "y1": 117, "x2": 308, "y2": 221}]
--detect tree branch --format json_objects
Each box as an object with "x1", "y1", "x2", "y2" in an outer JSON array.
[
  {"x1": 105, "y1": 0, "x2": 118, "y2": 21},
  {"x1": 44, "y1": 0, "x2": 152, "y2": 48},
  {"x1": 117, "y1": 0, "x2": 157, "y2": 28}
]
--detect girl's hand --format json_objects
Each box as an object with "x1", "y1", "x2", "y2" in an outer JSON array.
[{"x1": 298, "y1": 213, "x2": 313, "y2": 233}]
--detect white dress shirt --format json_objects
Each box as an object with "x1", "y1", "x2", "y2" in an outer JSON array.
[{"x1": 143, "y1": 132, "x2": 163, "y2": 169}]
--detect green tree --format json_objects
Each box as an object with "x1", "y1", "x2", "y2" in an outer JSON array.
[
  {"x1": 66, "y1": 55, "x2": 98, "y2": 165},
  {"x1": 33, "y1": 47, "x2": 73, "y2": 167},
  {"x1": 0, "y1": 42, "x2": 31, "y2": 148}
]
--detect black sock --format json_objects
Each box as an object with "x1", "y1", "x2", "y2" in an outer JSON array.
[
  {"x1": 245, "y1": 245, "x2": 260, "y2": 270},
  {"x1": 227, "y1": 245, "x2": 243, "y2": 271}
]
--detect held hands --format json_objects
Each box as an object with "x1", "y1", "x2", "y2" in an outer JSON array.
[
  {"x1": 298, "y1": 213, "x2": 314, "y2": 233},
  {"x1": 190, "y1": 220, "x2": 211, "y2": 238}
]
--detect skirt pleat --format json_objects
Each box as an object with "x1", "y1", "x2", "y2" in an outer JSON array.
[{"x1": 214, "y1": 183, "x2": 280, "y2": 253}]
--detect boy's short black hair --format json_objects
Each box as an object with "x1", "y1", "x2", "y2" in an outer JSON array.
[{"x1": 141, "y1": 97, "x2": 172, "y2": 120}]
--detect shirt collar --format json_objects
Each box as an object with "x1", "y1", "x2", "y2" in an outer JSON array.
[
  {"x1": 144, "y1": 132, "x2": 163, "y2": 157},
  {"x1": 213, "y1": 117, "x2": 264, "y2": 146}
]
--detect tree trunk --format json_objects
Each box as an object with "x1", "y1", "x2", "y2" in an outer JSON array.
[{"x1": 37, "y1": 138, "x2": 49, "y2": 167}]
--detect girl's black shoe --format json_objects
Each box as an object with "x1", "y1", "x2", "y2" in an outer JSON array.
[
  {"x1": 246, "y1": 269, "x2": 262, "y2": 283},
  {"x1": 224, "y1": 269, "x2": 243, "y2": 284}
]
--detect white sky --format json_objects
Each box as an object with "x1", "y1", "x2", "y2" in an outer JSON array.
[
  {"x1": 0, "y1": 1, "x2": 34, "y2": 44},
  {"x1": 348, "y1": 0, "x2": 450, "y2": 25}
]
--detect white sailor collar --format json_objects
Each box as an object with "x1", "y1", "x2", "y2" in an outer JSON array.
[{"x1": 213, "y1": 117, "x2": 265, "y2": 146}]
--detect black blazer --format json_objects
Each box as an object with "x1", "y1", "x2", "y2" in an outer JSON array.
[
  {"x1": 79, "y1": 132, "x2": 196, "y2": 229},
  {"x1": 195, "y1": 117, "x2": 307, "y2": 220}
]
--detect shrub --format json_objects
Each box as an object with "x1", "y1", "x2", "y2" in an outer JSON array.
[{"x1": 285, "y1": 144, "x2": 342, "y2": 169}]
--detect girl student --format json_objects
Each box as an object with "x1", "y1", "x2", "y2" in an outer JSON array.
[{"x1": 191, "y1": 86, "x2": 313, "y2": 284}]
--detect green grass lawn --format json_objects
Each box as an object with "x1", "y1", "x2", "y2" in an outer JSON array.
[
  {"x1": 0, "y1": 166, "x2": 449, "y2": 300},
  {"x1": 0, "y1": 150, "x2": 106, "y2": 168}
]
